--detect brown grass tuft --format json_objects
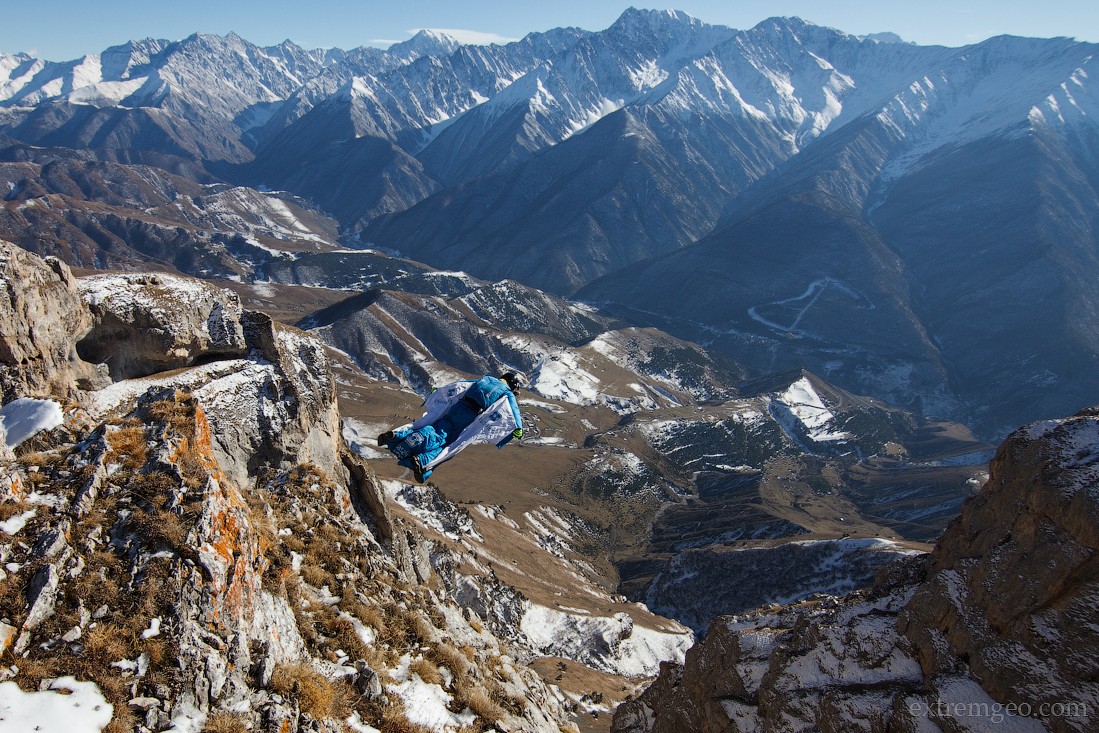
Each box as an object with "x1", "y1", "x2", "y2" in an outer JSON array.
[
  {"x1": 106, "y1": 420, "x2": 148, "y2": 470},
  {"x1": 300, "y1": 563, "x2": 335, "y2": 590},
  {"x1": 408, "y1": 613, "x2": 436, "y2": 644},
  {"x1": 202, "y1": 711, "x2": 249, "y2": 733},
  {"x1": 453, "y1": 681, "x2": 507, "y2": 724},
  {"x1": 104, "y1": 705, "x2": 139, "y2": 733},
  {"x1": 427, "y1": 642, "x2": 471, "y2": 678},
  {"x1": 409, "y1": 657, "x2": 443, "y2": 686},
  {"x1": 83, "y1": 623, "x2": 134, "y2": 665},
  {"x1": 379, "y1": 701, "x2": 435, "y2": 733},
  {"x1": 270, "y1": 662, "x2": 350, "y2": 721}
]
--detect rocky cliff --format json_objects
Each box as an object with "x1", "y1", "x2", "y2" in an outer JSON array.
[
  {"x1": 0, "y1": 242, "x2": 106, "y2": 402},
  {"x1": 0, "y1": 242, "x2": 575, "y2": 732},
  {"x1": 613, "y1": 408, "x2": 1099, "y2": 732}
]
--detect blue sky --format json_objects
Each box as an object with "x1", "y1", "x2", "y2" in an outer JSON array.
[{"x1": 3, "y1": 0, "x2": 1097, "y2": 60}]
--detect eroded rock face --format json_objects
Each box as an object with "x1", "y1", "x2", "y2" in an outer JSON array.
[
  {"x1": 0, "y1": 389, "x2": 574, "y2": 733},
  {"x1": 72, "y1": 270, "x2": 342, "y2": 486},
  {"x1": 77, "y1": 273, "x2": 248, "y2": 381},
  {"x1": 615, "y1": 408, "x2": 1099, "y2": 733},
  {"x1": 0, "y1": 240, "x2": 104, "y2": 400},
  {"x1": 901, "y1": 406, "x2": 1099, "y2": 730}
]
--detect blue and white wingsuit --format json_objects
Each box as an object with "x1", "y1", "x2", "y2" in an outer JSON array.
[{"x1": 382, "y1": 375, "x2": 523, "y2": 480}]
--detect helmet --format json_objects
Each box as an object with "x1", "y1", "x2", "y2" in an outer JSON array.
[{"x1": 500, "y1": 371, "x2": 526, "y2": 392}]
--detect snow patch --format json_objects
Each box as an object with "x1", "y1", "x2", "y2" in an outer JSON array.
[
  {"x1": 773, "y1": 377, "x2": 851, "y2": 442},
  {"x1": 388, "y1": 655, "x2": 476, "y2": 730},
  {"x1": 342, "y1": 418, "x2": 388, "y2": 459},
  {"x1": 520, "y1": 603, "x2": 692, "y2": 677},
  {"x1": 0, "y1": 677, "x2": 114, "y2": 733},
  {"x1": 0, "y1": 508, "x2": 36, "y2": 536},
  {"x1": 0, "y1": 398, "x2": 63, "y2": 448},
  {"x1": 530, "y1": 350, "x2": 602, "y2": 406}
]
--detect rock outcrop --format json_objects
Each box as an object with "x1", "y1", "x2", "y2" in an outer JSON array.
[
  {"x1": 901, "y1": 406, "x2": 1099, "y2": 731},
  {"x1": 0, "y1": 240, "x2": 105, "y2": 401},
  {"x1": 614, "y1": 408, "x2": 1099, "y2": 733},
  {"x1": 77, "y1": 273, "x2": 249, "y2": 381},
  {"x1": 75, "y1": 273, "x2": 341, "y2": 487}
]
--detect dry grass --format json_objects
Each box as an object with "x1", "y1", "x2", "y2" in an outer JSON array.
[
  {"x1": 453, "y1": 680, "x2": 507, "y2": 724},
  {"x1": 427, "y1": 642, "x2": 471, "y2": 678},
  {"x1": 104, "y1": 705, "x2": 139, "y2": 733},
  {"x1": 106, "y1": 420, "x2": 148, "y2": 470},
  {"x1": 0, "y1": 500, "x2": 31, "y2": 523},
  {"x1": 359, "y1": 604, "x2": 385, "y2": 634},
  {"x1": 409, "y1": 613, "x2": 436, "y2": 644},
  {"x1": 377, "y1": 602, "x2": 411, "y2": 647},
  {"x1": 69, "y1": 551, "x2": 125, "y2": 610},
  {"x1": 319, "y1": 614, "x2": 371, "y2": 662},
  {"x1": 270, "y1": 662, "x2": 350, "y2": 721},
  {"x1": 16, "y1": 644, "x2": 139, "y2": 733},
  {"x1": 129, "y1": 506, "x2": 190, "y2": 553},
  {"x1": 83, "y1": 623, "x2": 133, "y2": 663},
  {"x1": 409, "y1": 657, "x2": 444, "y2": 686},
  {"x1": 300, "y1": 563, "x2": 336, "y2": 590},
  {"x1": 0, "y1": 573, "x2": 25, "y2": 626},
  {"x1": 146, "y1": 390, "x2": 197, "y2": 432},
  {"x1": 145, "y1": 391, "x2": 211, "y2": 487},
  {"x1": 379, "y1": 700, "x2": 436, "y2": 733},
  {"x1": 202, "y1": 711, "x2": 249, "y2": 733}
]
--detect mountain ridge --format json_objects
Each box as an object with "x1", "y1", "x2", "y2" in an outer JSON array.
[{"x1": 2, "y1": 9, "x2": 1097, "y2": 439}]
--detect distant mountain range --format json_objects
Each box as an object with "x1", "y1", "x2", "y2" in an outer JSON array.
[{"x1": 2, "y1": 8, "x2": 1097, "y2": 438}]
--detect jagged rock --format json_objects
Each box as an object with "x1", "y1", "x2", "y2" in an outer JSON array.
[
  {"x1": 352, "y1": 660, "x2": 383, "y2": 700},
  {"x1": 71, "y1": 444, "x2": 107, "y2": 517},
  {"x1": 615, "y1": 408, "x2": 1099, "y2": 733},
  {"x1": 0, "y1": 621, "x2": 17, "y2": 654},
  {"x1": 0, "y1": 240, "x2": 105, "y2": 401},
  {"x1": 15, "y1": 564, "x2": 61, "y2": 654},
  {"x1": 76, "y1": 273, "x2": 248, "y2": 381},
  {"x1": 31, "y1": 520, "x2": 70, "y2": 559},
  {"x1": 901, "y1": 407, "x2": 1099, "y2": 731},
  {"x1": 0, "y1": 251, "x2": 575, "y2": 733}
]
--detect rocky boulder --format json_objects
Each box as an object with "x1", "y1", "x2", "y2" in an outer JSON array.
[
  {"x1": 614, "y1": 407, "x2": 1099, "y2": 733},
  {"x1": 0, "y1": 240, "x2": 104, "y2": 401},
  {"x1": 76, "y1": 273, "x2": 248, "y2": 381},
  {"x1": 64, "y1": 269, "x2": 340, "y2": 485}
]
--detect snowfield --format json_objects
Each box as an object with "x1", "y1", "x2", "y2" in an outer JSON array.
[
  {"x1": 0, "y1": 398, "x2": 63, "y2": 448},
  {"x1": 772, "y1": 376, "x2": 852, "y2": 443}
]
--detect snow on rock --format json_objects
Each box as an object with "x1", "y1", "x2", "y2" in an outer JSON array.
[
  {"x1": 771, "y1": 376, "x2": 851, "y2": 443},
  {"x1": 77, "y1": 273, "x2": 248, "y2": 381},
  {"x1": 530, "y1": 349, "x2": 603, "y2": 405},
  {"x1": 388, "y1": 655, "x2": 476, "y2": 730},
  {"x1": 0, "y1": 398, "x2": 63, "y2": 448},
  {"x1": 0, "y1": 508, "x2": 36, "y2": 535},
  {"x1": 615, "y1": 406, "x2": 1099, "y2": 733},
  {"x1": 522, "y1": 506, "x2": 578, "y2": 558},
  {"x1": 520, "y1": 603, "x2": 692, "y2": 677},
  {"x1": 0, "y1": 677, "x2": 113, "y2": 733},
  {"x1": 342, "y1": 417, "x2": 388, "y2": 459},
  {"x1": 380, "y1": 480, "x2": 481, "y2": 541},
  {"x1": 346, "y1": 713, "x2": 382, "y2": 733}
]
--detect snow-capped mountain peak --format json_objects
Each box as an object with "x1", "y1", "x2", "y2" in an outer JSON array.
[{"x1": 387, "y1": 29, "x2": 464, "y2": 63}]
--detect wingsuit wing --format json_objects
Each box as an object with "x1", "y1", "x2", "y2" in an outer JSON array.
[
  {"x1": 422, "y1": 395, "x2": 518, "y2": 471},
  {"x1": 411, "y1": 381, "x2": 474, "y2": 430}
]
